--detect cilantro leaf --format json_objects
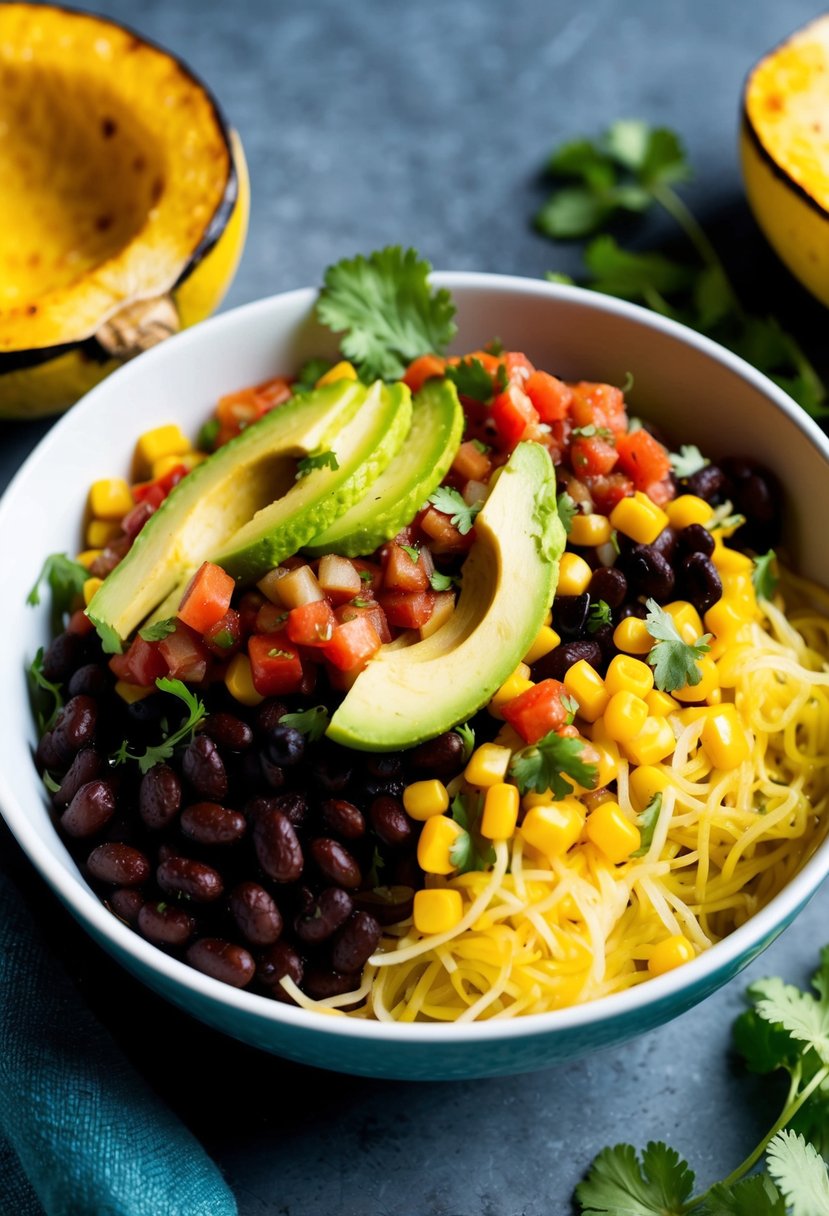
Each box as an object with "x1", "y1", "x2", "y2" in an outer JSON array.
[
  {"x1": 750, "y1": 949, "x2": 829, "y2": 1066},
  {"x1": 575, "y1": 1141, "x2": 694, "y2": 1216},
  {"x1": 556, "y1": 491, "x2": 577, "y2": 535},
  {"x1": 27, "y1": 647, "x2": 64, "y2": 734},
  {"x1": 571, "y1": 424, "x2": 614, "y2": 440},
  {"x1": 449, "y1": 793, "x2": 495, "y2": 875},
  {"x1": 293, "y1": 357, "x2": 333, "y2": 393},
  {"x1": 584, "y1": 235, "x2": 694, "y2": 302},
  {"x1": 27, "y1": 553, "x2": 90, "y2": 633},
  {"x1": 753, "y1": 550, "x2": 779, "y2": 601},
  {"x1": 510, "y1": 730, "x2": 598, "y2": 798},
  {"x1": 472, "y1": 438, "x2": 491, "y2": 454},
  {"x1": 111, "y1": 677, "x2": 206, "y2": 774},
  {"x1": 670, "y1": 444, "x2": 710, "y2": 479},
  {"x1": 454, "y1": 721, "x2": 475, "y2": 762},
  {"x1": 561, "y1": 693, "x2": 579, "y2": 724},
  {"x1": 732, "y1": 1007, "x2": 804, "y2": 1077},
  {"x1": 279, "y1": 705, "x2": 329, "y2": 742},
  {"x1": 587, "y1": 600, "x2": 612, "y2": 632},
  {"x1": 427, "y1": 485, "x2": 481, "y2": 535},
  {"x1": 765, "y1": 1130, "x2": 829, "y2": 1216},
  {"x1": 197, "y1": 417, "x2": 221, "y2": 452},
  {"x1": 429, "y1": 570, "x2": 457, "y2": 592},
  {"x1": 138, "y1": 617, "x2": 177, "y2": 642},
  {"x1": 316, "y1": 247, "x2": 457, "y2": 381},
  {"x1": 698, "y1": 1174, "x2": 785, "y2": 1216},
  {"x1": 644, "y1": 598, "x2": 711, "y2": 693},
  {"x1": 42, "y1": 771, "x2": 61, "y2": 795},
  {"x1": 536, "y1": 186, "x2": 617, "y2": 240},
  {"x1": 296, "y1": 450, "x2": 339, "y2": 479},
  {"x1": 445, "y1": 357, "x2": 507, "y2": 403},
  {"x1": 366, "y1": 846, "x2": 385, "y2": 889},
  {"x1": 631, "y1": 792, "x2": 662, "y2": 857},
  {"x1": 399, "y1": 543, "x2": 420, "y2": 563}
]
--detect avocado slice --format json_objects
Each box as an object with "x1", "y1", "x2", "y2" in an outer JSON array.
[
  {"x1": 305, "y1": 379, "x2": 464, "y2": 557},
  {"x1": 87, "y1": 378, "x2": 369, "y2": 648},
  {"x1": 326, "y1": 442, "x2": 563, "y2": 751}
]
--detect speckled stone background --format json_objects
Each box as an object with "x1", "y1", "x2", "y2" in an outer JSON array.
[{"x1": 3, "y1": 2, "x2": 829, "y2": 1212}]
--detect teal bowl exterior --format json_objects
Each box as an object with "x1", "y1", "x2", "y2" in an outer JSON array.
[{"x1": 3, "y1": 274, "x2": 829, "y2": 1080}]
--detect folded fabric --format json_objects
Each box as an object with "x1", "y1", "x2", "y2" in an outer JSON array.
[{"x1": 0, "y1": 841, "x2": 238, "y2": 1216}]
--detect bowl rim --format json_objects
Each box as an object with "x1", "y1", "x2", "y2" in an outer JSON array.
[{"x1": 3, "y1": 270, "x2": 829, "y2": 1045}]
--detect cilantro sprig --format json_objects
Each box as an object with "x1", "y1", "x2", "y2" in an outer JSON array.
[
  {"x1": 27, "y1": 553, "x2": 90, "y2": 633},
  {"x1": 111, "y1": 677, "x2": 206, "y2": 774},
  {"x1": 670, "y1": 444, "x2": 709, "y2": 480},
  {"x1": 427, "y1": 485, "x2": 482, "y2": 536},
  {"x1": 138, "y1": 617, "x2": 177, "y2": 642},
  {"x1": 27, "y1": 648, "x2": 64, "y2": 734},
  {"x1": 644, "y1": 598, "x2": 711, "y2": 693},
  {"x1": 509, "y1": 730, "x2": 598, "y2": 798},
  {"x1": 316, "y1": 247, "x2": 457, "y2": 381},
  {"x1": 754, "y1": 550, "x2": 779, "y2": 601},
  {"x1": 296, "y1": 450, "x2": 339, "y2": 479},
  {"x1": 448, "y1": 792, "x2": 495, "y2": 875},
  {"x1": 574, "y1": 948, "x2": 829, "y2": 1215},
  {"x1": 536, "y1": 120, "x2": 828, "y2": 418},
  {"x1": 445, "y1": 357, "x2": 507, "y2": 403},
  {"x1": 278, "y1": 705, "x2": 330, "y2": 742},
  {"x1": 556, "y1": 492, "x2": 577, "y2": 535}
]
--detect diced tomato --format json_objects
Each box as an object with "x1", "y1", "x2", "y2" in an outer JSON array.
[
  {"x1": 524, "y1": 371, "x2": 573, "y2": 423},
  {"x1": 248, "y1": 633, "x2": 304, "y2": 695},
  {"x1": 501, "y1": 679, "x2": 569, "y2": 745},
  {"x1": 616, "y1": 429, "x2": 672, "y2": 491},
  {"x1": 158, "y1": 622, "x2": 210, "y2": 683},
  {"x1": 570, "y1": 435, "x2": 619, "y2": 477},
  {"x1": 449, "y1": 349, "x2": 502, "y2": 375},
  {"x1": 108, "y1": 651, "x2": 133, "y2": 682},
  {"x1": 335, "y1": 601, "x2": 392, "y2": 644},
  {"x1": 585, "y1": 472, "x2": 635, "y2": 515},
  {"x1": 203, "y1": 609, "x2": 243, "y2": 656},
  {"x1": 177, "y1": 561, "x2": 236, "y2": 634},
  {"x1": 569, "y1": 382, "x2": 628, "y2": 436},
  {"x1": 317, "y1": 553, "x2": 362, "y2": 604},
  {"x1": 503, "y1": 351, "x2": 535, "y2": 384},
  {"x1": 287, "y1": 599, "x2": 337, "y2": 647},
  {"x1": 491, "y1": 384, "x2": 539, "y2": 450},
  {"x1": 323, "y1": 616, "x2": 382, "y2": 672},
  {"x1": 122, "y1": 636, "x2": 168, "y2": 686},
  {"x1": 384, "y1": 542, "x2": 430, "y2": 592},
  {"x1": 255, "y1": 601, "x2": 289, "y2": 633},
  {"x1": 419, "y1": 507, "x2": 473, "y2": 554},
  {"x1": 378, "y1": 590, "x2": 435, "y2": 629},
  {"x1": 402, "y1": 354, "x2": 446, "y2": 393},
  {"x1": 216, "y1": 387, "x2": 260, "y2": 431},
  {"x1": 645, "y1": 477, "x2": 675, "y2": 507},
  {"x1": 452, "y1": 440, "x2": 492, "y2": 482},
  {"x1": 69, "y1": 609, "x2": 95, "y2": 636},
  {"x1": 351, "y1": 558, "x2": 383, "y2": 594},
  {"x1": 252, "y1": 376, "x2": 292, "y2": 411},
  {"x1": 132, "y1": 463, "x2": 188, "y2": 506},
  {"x1": 129, "y1": 483, "x2": 166, "y2": 511}
]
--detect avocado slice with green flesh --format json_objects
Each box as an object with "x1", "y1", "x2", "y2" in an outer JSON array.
[
  {"x1": 305, "y1": 379, "x2": 464, "y2": 557},
  {"x1": 326, "y1": 442, "x2": 563, "y2": 751},
  {"x1": 87, "y1": 378, "x2": 369, "y2": 648}
]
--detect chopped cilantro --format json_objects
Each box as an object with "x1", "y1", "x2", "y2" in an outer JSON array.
[
  {"x1": 316, "y1": 247, "x2": 457, "y2": 381},
  {"x1": 631, "y1": 792, "x2": 662, "y2": 857},
  {"x1": 138, "y1": 617, "x2": 177, "y2": 642},
  {"x1": 27, "y1": 553, "x2": 90, "y2": 633},
  {"x1": 427, "y1": 485, "x2": 482, "y2": 535},
  {"x1": 430, "y1": 570, "x2": 458, "y2": 592},
  {"x1": 278, "y1": 705, "x2": 330, "y2": 742},
  {"x1": 753, "y1": 550, "x2": 779, "y2": 601},
  {"x1": 399, "y1": 543, "x2": 420, "y2": 563},
  {"x1": 445, "y1": 357, "x2": 507, "y2": 403},
  {"x1": 571, "y1": 424, "x2": 614, "y2": 440},
  {"x1": 296, "y1": 450, "x2": 339, "y2": 479},
  {"x1": 556, "y1": 492, "x2": 577, "y2": 535},
  {"x1": 42, "y1": 771, "x2": 61, "y2": 794},
  {"x1": 560, "y1": 693, "x2": 579, "y2": 725},
  {"x1": 110, "y1": 677, "x2": 206, "y2": 774},
  {"x1": 472, "y1": 438, "x2": 491, "y2": 455},
  {"x1": 670, "y1": 443, "x2": 709, "y2": 479},
  {"x1": 267, "y1": 647, "x2": 294, "y2": 659},
  {"x1": 485, "y1": 337, "x2": 504, "y2": 355},
  {"x1": 509, "y1": 730, "x2": 598, "y2": 798},
  {"x1": 293, "y1": 357, "x2": 333, "y2": 392},
  {"x1": 454, "y1": 721, "x2": 475, "y2": 762},
  {"x1": 358, "y1": 569, "x2": 374, "y2": 582},
  {"x1": 587, "y1": 600, "x2": 612, "y2": 632},
  {"x1": 197, "y1": 417, "x2": 221, "y2": 452},
  {"x1": 351, "y1": 598, "x2": 372, "y2": 609},
  {"x1": 621, "y1": 370, "x2": 635, "y2": 394},
  {"x1": 27, "y1": 647, "x2": 64, "y2": 734},
  {"x1": 644, "y1": 598, "x2": 711, "y2": 692},
  {"x1": 366, "y1": 846, "x2": 386, "y2": 889},
  {"x1": 448, "y1": 792, "x2": 495, "y2": 875}
]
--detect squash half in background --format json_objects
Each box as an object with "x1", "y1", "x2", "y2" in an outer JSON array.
[
  {"x1": 0, "y1": 4, "x2": 249, "y2": 419},
  {"x1": 741, "y1": 14, "x2": 829, "y2": 308}
]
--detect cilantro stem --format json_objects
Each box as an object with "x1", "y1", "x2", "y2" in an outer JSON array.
[{"x1": 650, "y1": 181, "x2": 745, "y2": 322}]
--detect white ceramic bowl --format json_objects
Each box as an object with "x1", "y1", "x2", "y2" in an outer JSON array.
[{"x1": 2, "y1": 275, "x2": 829, "y2": 1080}]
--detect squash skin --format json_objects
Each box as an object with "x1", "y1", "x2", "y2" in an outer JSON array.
[
  {"x1": 0, "y1": 6, "x2": 249, "y2": 418},
  {"x1": 741, "y1": 14, "x2": 829, "y2": 308}
]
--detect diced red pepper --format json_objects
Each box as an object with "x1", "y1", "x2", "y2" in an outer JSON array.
[
  {"x1": 177, "y1": 561, "x2": 236, "y2": 635},
  {"x1": 383, "y1": 543, "x2": 430, "y2": 592},
  {"x1": 570, "y1": 435, "x2": 619, "y2": 477},
  {"x1": 203, "y1": 609, "x2": 243, "y2": 656},
  {"x1": 248, "y1": 633, "x2": 304, "y2": 695},
  {"x1": 524, "y1": 371, "x2": 573, "y2": 423},
  {"x1": 335, "y1": 601, "x2": 392, "y2": 644},
  {"x1": 491, "y1": 384, "x2": 539, "y2": 451},
  {"x1": 501, "y1": 679, "x2": 570, "y2": 745},
  {"x1": 616, "y1": 429, "x2": 672, "y2": 491},
  {"x1": 378, "y1": 590, "x2": 435, "y2": 630},
  {"x1": 323, "y1": 616, "x2": 382, "y2": 671},
  {"x1": 158, "y1": 622, "x2": 210, "y2": 683},
  {"x1": 287, "y1": 599, "x2": 337, "y2": 647},
  {"x1": 584, "y1": 472, "x2": 635, "y2": 515},
  {"x1": 402, "y1": 354, "x2": 446, "y2": 393}
]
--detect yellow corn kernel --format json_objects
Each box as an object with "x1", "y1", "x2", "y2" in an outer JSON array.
[
  {"x1": 465, "y1": 743, "x2": 512, "y2": 788},
  {"x1": 563, "y1": 660, "x2": 609, "y2": 723},
  {"x1": 624, "y1": 716, "x2": 675, "y2": 766},
  {"x1": 712, "y1": 542, "x2": 754, "y2": 575},
  {"x1": 613, "y1": 615, "x2": 653, "y2": 655},
  {"x1": 585, "y1": 801, "x2": 641, "y2": 863},
  {"x1": 114, "y1": 680, "x2": 153, "y2": 704},
  {"x1": 85, "y1": 519, "x2": 121, "y2": 548},
  {"x1": 675, "y1": 706, "x2": 714, "y2": 728},
  {"x1": 568, "y1": 513, "x2": 612, "y2": 547},
  {"x1": 134, "y1": 423, "x2": 191, "y2": 475},
  {"x1": 707, "y1": 687, "x2": 722, "y2": 705},
  {"x1": 664, "y1": 601, "x2": 704, "y2": 644},
  {"x1": 609, "y1": 491, "x2": 670, "y2": 545},
  {"x1": 316, "y1": 360, "x2": 358, "y2": 387},
  {"x1": 664, "y1": 494, "x2": 712, "y2": 529},
  {"x1": 413, "y1": 888, "x2": 464, "y2": 935},
  {"x1": 646, "y1": 689, "x2": 679, "y2": 717},
  {"x1": 75, "y1": 548, "x2": 102, "y2": 570},
  {"x1": 481, "y1": 783, "x2": 520, "y2": 840},
  {"x1": 488, "y1": 671, "x2": 535, "y2": 715},
  {"x1": 628, "y1": 765, "x2": 670, "y2": 811},
  {"x1": 603, "y1": 690, "x2": 649, "y2": 744},
  {"x1": 403, "y1": 779, "x2": 450, "y2": 821},
  {"x1": 592, "y1": 740, "x2": 621, "y2": 787},
  {"x1": 716, "y1": 642, "x2": 754, "y2": 688},
  {"x1": 523, "y1": 625, "x2": 560, "y2": 665},
  {"x1": 82, "y1": 577, "x2": 103, "y2": 606},
  {"x1": 151, "y1": 451, "x2": 206, "y2": 480},
  {"x1": 225, "y1": 653, "x2": 265, "y2": 707},
  {"x1": 704, "y1": 599, "x2": 752, "y2": 661},
  {"x1": 417, "y1": 814, "x2": 465, "y2": 874},
  {"x1": 494, "y1": 723, "x2": 525, "y2": 753},
  {"x1": 604, "y1": 654, "x2": 654, "y2": 700},
  {"x1": 542, "y1": 609, "x2": 553, "y2": 627},
  {"x1": 672, "y1": 655, "x2": 719, "y2": 703},
  {"x1": 700, "y1": 706, "x2": 751, "y2": 770},
  {"x1": 88, "y1": 477, "x2": 133, "y2": 520},
  {"x1": 521, "y1": 800, "x2": 583, "y2": 859},
  {"x1": 557, "y1": 551, "x2": 593, "y2": 596},
  {"x1": 648, "y1": 934, "x2": 695, "y2": 976}
]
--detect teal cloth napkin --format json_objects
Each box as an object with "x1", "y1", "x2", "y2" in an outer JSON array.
[{"x1": 0, "y1": 852, "x2": 239, "y2": 1216}]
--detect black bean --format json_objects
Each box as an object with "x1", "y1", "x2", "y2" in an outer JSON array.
[
  {"x1": 365, "y1": 754, "x2": 403, "y2": 780},
  {"x1": 182, "y1": 735, "x2": 228, "y2": 801},
  {"x1": 256, "y1": 698, "x2": 289, "y2": 735},
  {"x1": 295, "y1": 887, "x2": 354, "y2": 945},
  {"x1": 617, "y1": 601, "x2": 647, "y2": 620},
  {"x1": 52, "y1": 695, "x2": 97, "y2": 759},
  {"x1": 187, "y1": 939, "x2": 255, "y2": 988},
  {"x1": 67, "y1": 663, "x2": 109, "y2": 699},
  {"x1": 138, "y1": 901, "x2": 195, "y2": 946},
  {"x1": 309, "y1": 838, "x2": 362, "y2": 889},
  {"x1": 686, "y1": 464, "x2": 726, "y2": 502},
  {"x1": 736, "y1": 472, "x2": 776, "y2": 524},
  {"x1": 680, "y1": 552, "x2": 723, "y2": 614},
  {"x1": 588, "y1": 566, "x2": 628, "y2": 610},
  {"x1": 553, "y1": 593, "x2": 591, "y2": 638},
  {"x1": 651, "y1": 527, "x2": 678, "y2": 560},
  {"x1": 369, "y1": 796, "x2": 413, "y2": 848},
  {"x1": 61, "y1": 779, "x2": 116, "y2": 838},
  {"x1": 265, "y1": 725, "x2": 305, "y2": 767},
  {"x1": 391, "y1": 855, "x2": 421, "y2": 890},
  {"x1": 202, "y1": 713, "x2": 254, "y2": 752},
  {"x1": 321, "y1": 799, "x2": 366, "y2": 840},
  {"x1": 180, "y1": 802, "x2": 247, "y2": 846},
  {"x1": 42, "y1": 631, "x2": 85, "y2": 683},
  {"x1": 230, "y1": 882, "x2": 283, "y2": 946},
  {"x1": 248, "y1": 791, "x2": 308, "y2": 829},
  {"x1": 157, "y1": 856, "x2": 224, "y2": 903},
  {"x1": 253, "y1": 810, "x2": 304, "y2": 883},
  {"x1": 719, "y1": 455, "x2": 756, "y2": 483},
  {"x1": 311, "y1": 749, "x2": 353, "y2": 795},
  {"x1": 303, "y1": 968, "x2": 361, "y2": 1000},
  {"x1": 354, "y1": 885, "x2": 415, "y2": 926},
  {"x1": 139, "y1": 764, "x2": 182, "y2": 830},
  {"x1": 108, "y1": 887, "x2": 144, "y2": 927},
  {"x1": 678, "y1": 523, "x2": 715, "y2": 557},
  {"x1": 622, "y1": 545, "x2": 675, "y2": 602},
  {"x1": 330, "y1": 911, "x2": 381, "y2": 973},
  {"x1": 53, "y1": 748, "x2": 102, "y2": 809},
  {"x1": 35, "y1": 730, "x2": 67, "y2": 774},
  {"x1": 258, "y1": 754, "x2": 285, "y2": 791},
  {"x1": 408, "y1": 732, "x2": 466, "y2": 780},
  {"x1": 590, "y1": 622, "x2": 617, "y2": 666},
  {"x1": 532, "y1": 639, "x2": 602, "y2": 683},
  {"x1": 257, "y1": 941, "x2": 304, "y2": 1001},
  {"x1": 87, "y1": 843, "x2": 150, "y2": 886},
  {"x1": 360, "y1": 777, "x2": 406, "y2": 802},
  {"x1": 125, "y1": 694, "x2": 167, "y2": 729}
]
